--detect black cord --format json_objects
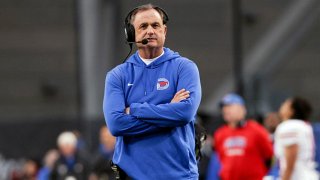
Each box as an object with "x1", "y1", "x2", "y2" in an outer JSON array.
[{"x1": 122, "y1": 43, "x2": 133, "y2": 63}]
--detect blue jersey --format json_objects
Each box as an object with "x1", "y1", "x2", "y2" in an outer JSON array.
[{"x1": 103, "y1": 48, "x2": 201, "y2": 180}]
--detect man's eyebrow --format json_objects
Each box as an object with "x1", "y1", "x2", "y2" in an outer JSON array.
[
  {"x1": 138, "y1": 22, "x2": 148, "y2": 27},
  {"x1": 137, "y1": 21, "x2": 162, "y2": 28}
]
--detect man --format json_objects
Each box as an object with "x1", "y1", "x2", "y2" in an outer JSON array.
[
  {"x1": 50, "y1": 131, "x2": 89, "y2": 180},
  {"x1": 103, "y1": 3, "x2": 201, "y2": 180},
  {"x1": 262, "y1": 112, "x2": 281, "y2": 179},
  {"x1": 37, "y1": 149, "x2": 59, "y2": 180},
  {"x1": 90, "y1": 126, "x2": 116, "y2": 180},
  {"x1": 274, "y1": 97, "x2": 319, "y2": 180},
  {"x1": 213, "y1": 93, "x2": 273, "y2": 180},
  {"x1": 263, "y1": 112, "x2": 281, "y2": 140}
]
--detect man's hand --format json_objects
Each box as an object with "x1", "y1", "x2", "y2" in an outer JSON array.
[
  {"x1": 171, "y1": 89, "x2": 190, "y2": 103},
  {"x1": 125, "y1": 107, "x2": 130, "y2": 114},
  {"x1": 125, "y1": 89, "x2": 189, "y2": 114}
]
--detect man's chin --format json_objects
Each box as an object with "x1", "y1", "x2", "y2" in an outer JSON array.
[{"x1": 139, "y1": 44, "x2": 159, "y2": 48}]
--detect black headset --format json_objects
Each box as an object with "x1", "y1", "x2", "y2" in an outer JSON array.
[{"x1": 124, "y1": 4, "x2": 169, "y2": 43}]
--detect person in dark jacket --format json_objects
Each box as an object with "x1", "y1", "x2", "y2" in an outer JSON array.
[{"x1": 50, "y1": 131, "x2": 89, "y2": 180}]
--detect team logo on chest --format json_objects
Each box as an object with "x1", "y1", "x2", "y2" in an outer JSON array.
[{"x1": 157, "y1": 78, "x2": 169, "y2": 90}]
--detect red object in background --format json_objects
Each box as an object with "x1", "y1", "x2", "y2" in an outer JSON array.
[{"x1": 213, "y1": 120, "x2": 273, "y2": 180}]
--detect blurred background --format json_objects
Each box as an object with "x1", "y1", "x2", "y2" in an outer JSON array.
[{"x1": 0, "y1": 0, "x2": 319, "y2": 179}]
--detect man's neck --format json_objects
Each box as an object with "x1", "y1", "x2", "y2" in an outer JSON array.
[
  {"x1": 228, "y1": 119, "x2": 245, "y2": 129},
  {"x1": 138, "y1": 47, "x2": 163, "y2": 59},
  {"x1": 228, "y1": 122, "x2": 238, "y2": 129}
]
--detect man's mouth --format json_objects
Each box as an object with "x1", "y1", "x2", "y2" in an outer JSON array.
[{"x1": 146, "y1": 37, "x2": 156, "y2": 41}]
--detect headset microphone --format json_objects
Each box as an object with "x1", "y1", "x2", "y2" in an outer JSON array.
[
  {"x1": 127, "y1": 39, "x2": 149, "y2": 45},
  {"x1": 122, "y1": 39, "x2": 149, "y2": 63}
]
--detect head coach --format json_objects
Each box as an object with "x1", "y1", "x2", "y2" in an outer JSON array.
[{"x1": 103, "y1": 3, "x2": 202, "y2": 180}]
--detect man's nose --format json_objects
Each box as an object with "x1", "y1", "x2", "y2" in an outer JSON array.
[{"x1": 146, "y1": 26, "x2": 155, "y2": 34}]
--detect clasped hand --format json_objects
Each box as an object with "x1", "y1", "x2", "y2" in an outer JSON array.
[{"x1": 125, "y1": 89, "x2": 190, "y2": 114}]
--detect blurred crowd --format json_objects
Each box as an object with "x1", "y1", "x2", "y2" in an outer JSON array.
[
  {"x1": 0, "y1": 126, "x2": 116, "y2": 180},
  {"x1": 1, "y1": 93, "x2": 320, "y2": 180}
]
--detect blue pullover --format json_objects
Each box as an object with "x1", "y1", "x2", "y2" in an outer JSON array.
[{"x1": 103, "y1": 48, "x2": 201, "y2": 180}]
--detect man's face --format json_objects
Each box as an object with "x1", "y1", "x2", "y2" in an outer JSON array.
[
  {"x1": 263, "y1": 112, "x2": 280, "y2": 133},
  {"x1": 279, "y1": 99, "x2": 293, "y2": 121},
  {"x1": 132, "y1": 9, "x2": 167, "y2": 49},
  {"x1": 222, "y1": 104, "x2": 246, "y2": 124},
  {"x1": 59, "y1": 144, "x2": 76, "y2": 157}
]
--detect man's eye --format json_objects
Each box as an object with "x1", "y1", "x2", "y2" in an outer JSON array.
[
  {"x1": 140, "y1": 24, "x2": 148, "y2": 29},
  {"x1": 152, "y1": 24, "x2": 160, "y2": 28}
]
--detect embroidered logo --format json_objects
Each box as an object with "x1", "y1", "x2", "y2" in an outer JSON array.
[
  {"x1": 223, "y1": 136, "x2": 247, "y2": 156},
  {"x1": 157, "y1": 78, "x2": 169, "y2": 90}
]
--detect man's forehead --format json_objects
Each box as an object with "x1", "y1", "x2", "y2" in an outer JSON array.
[
  {"x1": 223, "y1": 104, "x2": 245, "y2": 109},
  {"x1": 132, "y1": 9, "x2": 162, "y2": 24}
]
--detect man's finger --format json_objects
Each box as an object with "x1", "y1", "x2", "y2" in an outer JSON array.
[
  {"x1": 180, "y1": 95, "x2": 190, "y2": 100},
  {"x1": 177, "y1": 91, "x2": 190, "y2": 97},
  {"x1": 179, "y1": 91, "x2": 190, "y2": 96},
  {"x1": 175, "y1": 89, "x2": 186, "y2": 95},
  {"x1": 179, "y1": 94, "x2": 190, "y2": 99}
]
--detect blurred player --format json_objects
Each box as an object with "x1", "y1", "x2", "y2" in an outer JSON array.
[
  {"x1": 90, "y1": 126, "x2": 116, "y2": 180},
  {"x1": 213, "y1": 93, "x2": 273, "y2": 180},
  {"x1": 263, "y1": 112, "x2": 281, "y2": 141},
  {"x1": 37, "y1": 149, "x2": 59, "y2": 180},
  {"x1": 274, "y1": 97, "x2": 319, "y2": 180}
]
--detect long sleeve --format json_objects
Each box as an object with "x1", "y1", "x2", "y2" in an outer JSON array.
[
  {"x1": 129, "y1": 61, "x2": 202, "y2": 127},
  {"x1": 103, "y1": 71, "x2": 168, "y2": 137}
]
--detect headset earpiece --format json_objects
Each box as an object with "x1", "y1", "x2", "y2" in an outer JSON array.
[{"x1": 124, "y1": 22, "x2": 136, "y2": 43}]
